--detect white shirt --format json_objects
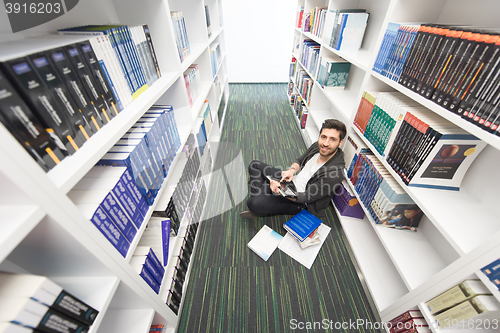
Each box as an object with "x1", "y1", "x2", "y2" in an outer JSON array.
[{"x1": 292, "y1": 153, "x2": 323, "y2": 192}]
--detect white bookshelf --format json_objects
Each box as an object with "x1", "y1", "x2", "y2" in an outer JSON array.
[
  {"x1": 0, "y1": 0, "x2": 228, "y2": 331},
  {"x1": 291, "y1": 0, "x2": 500, "y2": 331}
]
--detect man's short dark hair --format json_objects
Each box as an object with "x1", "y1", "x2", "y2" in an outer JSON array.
[{"x1": 320, "y1": 119, "x2": 346, "y2": 141}]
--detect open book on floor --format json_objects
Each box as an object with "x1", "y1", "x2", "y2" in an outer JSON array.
[{"x1": 266, "y1": 175, "x2": 298, "y2": 198}]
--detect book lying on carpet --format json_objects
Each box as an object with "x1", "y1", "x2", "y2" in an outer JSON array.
[
  {"x1": 266, "y1": 175, "x2": 298, "y2": 198},
  {"x1": 247, "y1": 225, "x2": 283, "y2": 261},
  {"x1": 283, "y1": 209, "x2": 322, "y2": 242},
  {"x1": 279, "y1": 223, "x2": 331, "y2": 269}
]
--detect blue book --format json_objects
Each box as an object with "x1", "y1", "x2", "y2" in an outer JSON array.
[
  {"x1": 283, "y1": 210, "x2": 322, "y2": 242},
  {"x1": 481, "y1": 259, "x2": 500, "y2": 279},
  {"x1": 374, "y1": 22, "x2": 400, "y2": 74}
]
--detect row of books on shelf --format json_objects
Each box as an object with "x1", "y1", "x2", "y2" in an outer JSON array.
[
  {"x1": 131, "y1": 245, "x2": 166, "y2": 294},
  {"x1": 374, "y1": 22, "x2": 500, "y2": 136},
  {"x1": 344, "y1": 133, "x2": 424, "y2": 232},
  {"x1": 0, "y1": 24, "x2": 161, "y2": 172},
  {"x1": 195, "y1": 101, "x2": 212, "y2": 156},
  {"x1": 58, "y1": 24, "x2": 161, "y2": 102},
  {"x1": 388, "y1": 310, "x2": 429, "y2": 333},
  {"x1": 184, "y1": 64, "x2": 200, "y2": 107},
  {"x1": 425, "y1": 279, "x2": 499, "y2": 330},
  {"x1": 209, "y1": 43, "x2": 222, "y2": 78},
  {"x1": 353, "y1": 91, "x2": 486, "y2": 190},
  {"x1": 97, "y1": 105, "x2": 182, "y2": 205},
  {"x1": 287, "y1": 80, "x2": 307, "y2": 129},
  {"x1": 133, "y1": 131, "x2": 208, "y2": 297},
  {"x1": 0, "y1": 272, "x2": 99, "y2": 333},
  {"x1": 295, "y1": 7, "x2": 369, "y2": 51},
  {"x1": 388, "y1": 279, "x2": 500, "y2": 332},
  {"x1": 166, "y1": 222, "x2": 199, "y2": 315},
  {"x1": 292, "y1": 42, "x2": 352, "y2": 93},
  {"x1": 65, "y1": 106, "x2": 180, "y2": 257},
  {"x1": 171, "y1": 11, "x2": 191, "y2": 62}
]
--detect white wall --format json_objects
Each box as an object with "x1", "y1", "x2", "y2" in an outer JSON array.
[{"x1": 221, "y1": 0, "x2": 297, "y2": 83}]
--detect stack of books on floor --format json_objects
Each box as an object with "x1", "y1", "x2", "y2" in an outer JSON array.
[
  {"x1": 353, "y1": 90, "x2": 487, "y2": 190},
  {"x1": 0, "y1": 272, "x2": 99, "y2": 333},
  {"x1": 481, "y1": 259, "x2": 500, "y2": 290},
  {"x1": 0, "y1": 25, "x2": 161, "y2": 172},
  {"x1": 247, "y1": 211, "x2": 331, "y2": 269},
  {"x1": 283, "y1": 209, "x2": 322, "y2": 249},
  {"x1": 149, "y1": 324, "x2": 165, "y2": 332},
  {"x1": 344, "y1": 133, "x2": 424, "y2": 232},
  {"x1": 184, "y1": 65, "x2": 200, "y2": 106},
  {"x1": 171, "y1": 11, "x2": 191, "y2": 61},
  {"x1": 130, "y1": 245, "x2": 166, "y2": 294},
  {"x1": 388, "y1": 310, "x2": 429, "y2": 333},
  {"x1": 425, "y1": 279, "x2": 500, "y2": 330},
  {"x1": 374, "y1": 23, "x2": 500, "y2": 137}
]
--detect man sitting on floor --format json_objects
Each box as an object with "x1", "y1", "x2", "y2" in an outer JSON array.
[{"x1": 240, "y1": 118, "x2": 346, "y2": 219}]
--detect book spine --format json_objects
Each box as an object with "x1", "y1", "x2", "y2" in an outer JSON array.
[
  {"x1": 431, "y1": 31, "x2": 478, "y2": 104},
  {"x1": 421, "y1": 28, "x2": 464, "y2": 99},
  {"x1": 399, "y1": 25, "x2": 428, "y2": 87},
  {"x1": 52, "y1": 290, "x2": 99, "y2": 326}
]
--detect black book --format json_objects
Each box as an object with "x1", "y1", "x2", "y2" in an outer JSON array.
[
  {"x1": 0, "y1": 68, "x2": 66, "y2": 171},
  {"x1": 142, "y1": 25, "x2": 161, "y2": 79},
  {"x1": 421, "y1": 28, "x2": 465, "y2": 99},
  {"x1": 46, "y1": 47, "x2": 101, "y2": 135},
  {"x1": 398, "y1": 24, "x2": 428, "y2": 87},
  {"x1": 432, "y1": 31, "x2": 480, "y2": 105},
  {"x1": 28, "y1": 52, "x2": 89, "y2": 148},
  {"x1": 446, "y1": 35, "x2": 500, "y2": 113},
  {"x1": 440, "y1": 32, "x2": 492, "y2": 110},
  {"x1": 409, "y1": 25, "x2": 447, "y2": 92},
  {"x1": 481, "y1": 85, "x2": 500, "y2": 133},
  {"x1": 64, "y1": 44, "x2": 106, "y2": 130},
  {"x1": 399, "y1": 24, "x2": 434, "y2": 88},
  {"x1": 0, "y1": 57, "x2": 79, "y2": 155},
  {"x1": 401, "y1": 123, "x2": 433, "y2": 183},
  {"x1": 403, "y1": 127, "x2": 438, "y2": 185},
  {"x1": 462, "y1": 45, "x2": 500, "y2": 124},
  {"x1": 396, "y1": 115, "x2": 426, "y2": 178},
  {"x1": 413, "y1": 26, "x2": 450, "y2": 95},
  {"x1": 76, "y1": 40, "x2": 118, "y2": 123}
]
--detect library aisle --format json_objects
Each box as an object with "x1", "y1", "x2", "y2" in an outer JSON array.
[{"x1": 177, "y1": 83, "x2": 380, "y2": 332}]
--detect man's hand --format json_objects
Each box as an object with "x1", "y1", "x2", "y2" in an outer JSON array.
[
  {"x1": 281, "y1": 169, "x2": 295, "y2": 182},
  {"x1": 269, "y1": 179, "x2": 282, "y2": 195}
]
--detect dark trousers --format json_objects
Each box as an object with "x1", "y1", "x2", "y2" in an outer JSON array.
[{"x1": 246, "y1": 160, "x2": 306, "y2": 215}]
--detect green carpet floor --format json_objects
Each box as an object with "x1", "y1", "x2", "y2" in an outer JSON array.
[{"x1": 177, "y1": 83, "x2": 381, "y2": 333}]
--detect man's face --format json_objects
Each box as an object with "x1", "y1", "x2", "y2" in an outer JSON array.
[{"x1": 318, "y1": 128, "x2": 343, "y2": 158}]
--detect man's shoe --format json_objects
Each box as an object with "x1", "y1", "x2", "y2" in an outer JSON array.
[{"x1": 240, "y1": 210, "x2": 267, "y2": 219}]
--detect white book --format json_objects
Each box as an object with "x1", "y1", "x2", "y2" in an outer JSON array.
[{"x1": 247, "y1": 225, "x2": 283, "y2": 261}]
